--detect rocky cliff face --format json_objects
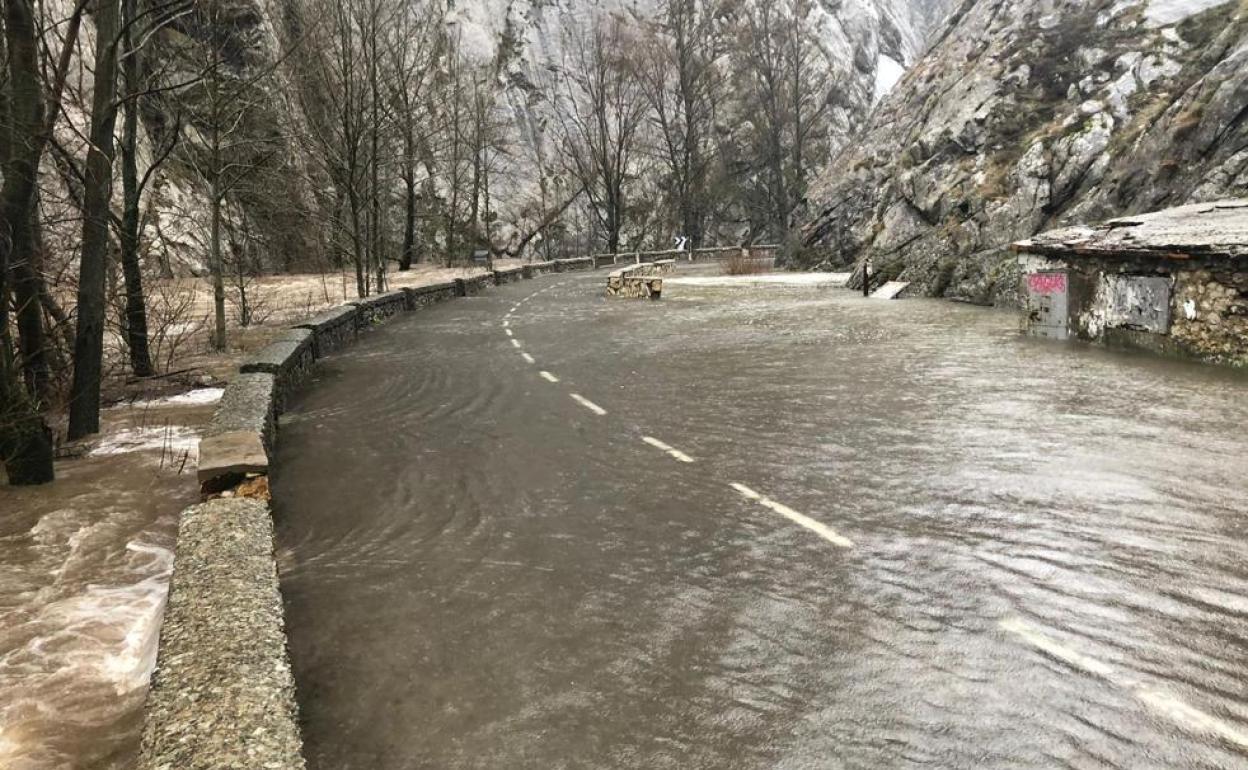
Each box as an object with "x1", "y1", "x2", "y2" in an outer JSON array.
[{"x1": 800, "y1": 0, "x2": 1248, "y2": 304}]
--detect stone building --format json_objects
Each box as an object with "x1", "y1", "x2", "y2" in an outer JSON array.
[{"x1": 1013, "y1": 201, "x2": 1248, "y2": 367}]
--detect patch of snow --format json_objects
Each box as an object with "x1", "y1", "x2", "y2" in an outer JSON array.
[
  {"x1": 873, "y1": 54, "x2": 906, "y2": 103},
  {"x1": 1144, "y1": 0, "x2": 1233, "y2": 27}
]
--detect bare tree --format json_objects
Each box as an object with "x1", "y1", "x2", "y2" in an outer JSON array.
[
  {"x1": 176, "y1": 1, "x2": 288, "y2": 350},
  {"x1": 116, "y1": 0, "x2": 186, "y2": 378},
  {"x1": 0, "y1": 0, "x2": 88, "y2": 482},
  {"x1": 385, "y1": 2, "x2": 436, "y2": 270},
  {"x1": 734, "y1": 0, "x2": 831, "y2": 239},
  {"x1": 555, "y1": 13, "x2": 648, "y2": 254},
  {"x1": 636, "y1": 0, "x2": 723, "y2": 249},
  {"x1": 66, "y1": 0, "x2": 122, "y2": 439}
]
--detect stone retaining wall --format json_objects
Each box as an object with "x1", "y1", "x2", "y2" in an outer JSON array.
[
  {"x1": 455, "y1": 273, "x2": 494, "y2": 296},
  {"x1": 494, "y1": 266, "x2": 524, "y2": 285},
  {"x1": 690, "y1": 245, "x2": 779, "y2": 262},
  {"x1": 142, "y1": 264, "x2": 562, "y2": 770},
  {"x1": 240, "y1": 329, "x2": 315, "y2": 410},
  {"x1": 293, "y1": 306, "x2": 356, "y2": 357},
  {"x1": 404, "y1": 281, "x2": 459, "y2": 310},
  {"x1": 554, "y1": 256, "x2": 593, "y2": 272},
  {"x1": 140, "y1": 499, "x2": 304, "y2": 770},
  {"x1": 350, "y1": 291, "x2": 408, "y2": 328},
  {"x1": 526, "y1": 260, "x2": 556, "y2": 277}
]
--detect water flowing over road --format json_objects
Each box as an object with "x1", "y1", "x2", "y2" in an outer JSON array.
[{"x1": 274, "y1": 266, "x2": 1248, "y2": 769}]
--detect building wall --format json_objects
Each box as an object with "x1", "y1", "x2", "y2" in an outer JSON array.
[
  {"x1": 1171, "y1": 268, "x2": 1248, "y2": 366},
  {"x1": 1019, "y1": 255, "x2": 1248, "y2": 367}
]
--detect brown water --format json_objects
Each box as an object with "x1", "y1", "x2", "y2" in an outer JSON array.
[
  {"x1": 274, "y1": 267, "x2": 1248, "y2": 769},
  {"x1": 0, "y1": 393, "x2": 214, "y2": 769}
]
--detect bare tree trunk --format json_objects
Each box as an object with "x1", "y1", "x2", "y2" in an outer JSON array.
[
  {"x1": 11, "y1": 220, "x2": 50, "y2": 401},
  {"x1": 1, "y1": 0, "x2": 54, "y2": 483},
  {"x1": 67, "y1": 0, "x2": 122, "y2": 439},
  {"x1": 210, "y1": 175, "x2": 227, "y2": 350},
  {"x1": 400, "y1": 165, "x2": 416, "y2": 270},
  {"x1": 118, "y1": 0, "x2": 152, "y2": 376}
]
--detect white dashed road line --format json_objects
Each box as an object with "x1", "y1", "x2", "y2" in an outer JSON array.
[
  {"x1": 510, "y1": 339, "x2": 522, "y2": 349},
  {"x1": 539, "y1": 371, "x2": 560, "y2": 383},
  {"x1": 520, "y1": 352, "x2": 535, "y2": 364},
  {"x1": 569, "y1": 393, "x2": 607, "y2": 416},
  {"x1": 729, "y1": 483, "x2": 854, "y2": 548},
  {"x1": 505, "y1": 329, "x2": 513, "y2": 337},
  {"x1": 642, "y1": 436, "x2": 694, "y2": 463},
  {"x1": 1000, "y1": 617, "x2": 1248, "y2": 749}
]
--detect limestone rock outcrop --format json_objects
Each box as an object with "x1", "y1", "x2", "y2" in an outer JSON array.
[{"x1": 800, "y1": 0, "x2": 1248, "y2": 305}]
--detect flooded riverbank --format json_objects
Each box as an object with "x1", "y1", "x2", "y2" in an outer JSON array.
[
  {"x1": 0, "y1": 395, "x2": 213, "y2": 769},
  {"x1": 275, "y1": 268, "x2": 1248, "y2": 768}
]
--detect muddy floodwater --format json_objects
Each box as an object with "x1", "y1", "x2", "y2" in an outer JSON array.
[
  {"x1": 274, "y1": 267, "x2": 1248, "y2": 769},
  {"x1": 0, "y1": 393, "x2": 212, "y2": 769}
]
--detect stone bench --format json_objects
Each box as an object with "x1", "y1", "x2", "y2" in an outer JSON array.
[{"x1": 606, "y1": 264, "x2": 664, "y2": 299}]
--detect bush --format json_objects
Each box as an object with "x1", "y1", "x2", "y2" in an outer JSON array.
[{"x1": 721, "y1": 250, "x2": 775, "y2": 275}]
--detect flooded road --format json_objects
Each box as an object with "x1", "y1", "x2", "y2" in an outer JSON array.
[{"x1": 274, "y1": 267, "x2": 1248, "y2": 769}]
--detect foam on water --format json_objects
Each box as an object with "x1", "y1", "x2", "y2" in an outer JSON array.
[
  {"x1": 1, "y1": 397, "x2": 209, "y2": 768},
  {"x1": 89, "y1": 425, "x2": 200, "y2": 462},
  {"x1": 108, "y1": 387, "x2": 225, "y2": 411}
]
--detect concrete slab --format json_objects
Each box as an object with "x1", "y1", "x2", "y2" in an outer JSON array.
[
  {"x1": 871, "y1": 281, "x2": 911, "y2": 300},
  {"x1": 197, "y1": 431, "x2": 269, "y2": 489},
  {"x1": 666, "y1": 273, "x2": 851, "y2": 288}
]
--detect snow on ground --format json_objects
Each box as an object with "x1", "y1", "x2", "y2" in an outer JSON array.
[
  {"x1": 666, "y1": 273, "x2": 853, "y2": 288},
  {"x1": 1144, "y1": 0, "x2": 1233, "y2": 26}
]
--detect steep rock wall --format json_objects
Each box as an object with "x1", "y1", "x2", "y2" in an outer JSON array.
[{"x1": 800, "y1": 0, "x2": 1248, "y2": 304}]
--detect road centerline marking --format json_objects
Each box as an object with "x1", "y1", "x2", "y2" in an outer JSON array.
[
  {"x1": 505, "y1": 329, "x2": 513, "y2": 337},
  {"x1": 510, "y1": 339, "x2": 522, "y2": 348},
  {"x1": 539, "y1": 371, "x2": 559, "y2": 383},
  {"x1": 729, "y1": 483, "x2": 853, "y2": 548},
  {"x1": 520, "y1": 353, "x2": 535, "y2": 364},
  {"x1": 1000, "y1": 617, "x2": 1248, "y2": 749},
  {"x1": 642, "y1": 436, "x2": 695, "y2": 463},
  {"x1": 569, "y1": 393, "x2": 607, "y2": 416}
]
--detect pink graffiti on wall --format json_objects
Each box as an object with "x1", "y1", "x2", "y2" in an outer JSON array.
[{"x1": 1027, "y1": 272, "x2": 1067, "y2": 295}]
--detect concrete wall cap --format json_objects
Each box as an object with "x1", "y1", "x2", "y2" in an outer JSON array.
[{"x1": 240, "y1": 339, "x2": 308, "y2": 376}]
